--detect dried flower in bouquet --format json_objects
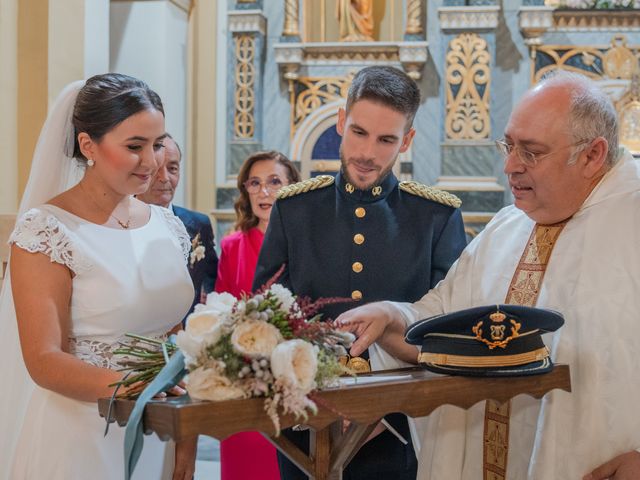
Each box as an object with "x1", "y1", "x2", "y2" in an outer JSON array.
[
  {"x1": 175, "y1": 284, "x2": 355, "y2": 431},
  {"x1": 112, "y1": 277, "x2": 355, "y2": 433}
]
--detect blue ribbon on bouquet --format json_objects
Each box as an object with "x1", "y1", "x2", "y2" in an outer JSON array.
[{"x1": 120, "y1": 339, "x2": 188, "y2": 480}]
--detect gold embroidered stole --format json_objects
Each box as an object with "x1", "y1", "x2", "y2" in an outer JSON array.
[{"x1": 482, "y1": 222, "x2": 567, "y2": 480}]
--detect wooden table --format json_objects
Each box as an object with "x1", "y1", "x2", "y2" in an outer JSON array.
[{"x1": 99, "y1": 365, "x2": 571, "y2": 480}]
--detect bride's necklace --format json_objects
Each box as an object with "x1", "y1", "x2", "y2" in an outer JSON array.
[{"x1": 79, "y1": 182, "x2": 132, "y2": 229}]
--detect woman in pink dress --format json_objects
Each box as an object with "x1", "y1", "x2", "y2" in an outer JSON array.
[{"x1": 215, "y1": 151, "x2": 300, "y2": 479}]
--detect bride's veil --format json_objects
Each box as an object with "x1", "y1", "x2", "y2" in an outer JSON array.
[{"x1": 0, "y1": 80, "x2": 85, "y2": 478}]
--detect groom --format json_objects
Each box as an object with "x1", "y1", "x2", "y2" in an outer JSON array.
[{"x1": 138, "y1": 134, "x2": 218, "y2": 315}]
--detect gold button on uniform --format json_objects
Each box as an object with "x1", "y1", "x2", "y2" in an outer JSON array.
[
  {"x1": 353, "y1": 233, "x2": 365, "y2": 245},
  {"x1": 351, "y1": 290, "x2": 363, "y2": 300},
  {"x1": 355, "y1": 207, "x2": 366, "y2": 218},
  {"x1": 352, "y1": 262, "x2": 363, "y2": 273}
]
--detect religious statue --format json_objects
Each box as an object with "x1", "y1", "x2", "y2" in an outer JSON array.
[{"x1": 336, "y1": 0, "x2": 374, "y2": 42}]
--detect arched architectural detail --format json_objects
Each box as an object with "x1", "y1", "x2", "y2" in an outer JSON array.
[{"x1": 291, "y1": 101, "x2": 343, "y2": 178}]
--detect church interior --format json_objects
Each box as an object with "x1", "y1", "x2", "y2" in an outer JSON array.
[
  {"x1": 0, "y1": 0, "x2": 638, "y2": 477},
  {"x1": 1, "y1": 0, "x2": 639, "y2": 264}
]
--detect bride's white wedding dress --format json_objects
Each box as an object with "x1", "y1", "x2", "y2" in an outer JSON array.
[{"x1": 7, "y1": 203, "x2": 194, "y2": 479}]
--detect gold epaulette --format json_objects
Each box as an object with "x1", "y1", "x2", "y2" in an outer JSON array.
[
  {"x1": 399, "y1": 181, "x2": 462, "y2": 208},
  {"x1": 277, "y1": 175, "x2": 335, "y2": 199}
]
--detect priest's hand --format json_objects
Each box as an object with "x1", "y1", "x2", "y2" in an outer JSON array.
[
  {"x1": 173, "y1": 436, "x2": 198, "y2": 480},
  {"x1": 336, "y1": 302, "x2": 418, "y2": 364},
  {"x1": 584, "y1": 450, "x2": 640, "y2": 480}
]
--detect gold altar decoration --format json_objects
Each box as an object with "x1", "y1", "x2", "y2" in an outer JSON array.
[
  {"x1": 445, "y1": 33, "x2": 491, "y2": 140},
  {"x1": 618, "y1": 74, "x2": 640, "y2": 154},
  {"x1": 283, "y1": 0, "x2": 301, "y2": 37},
  {"x1": 533, "y1": 35, "x2": 640, "y2": 155},
  {"x1": 336, "y1": 0, "x2": 374, "y2": 42},
  {"x1": 553, "y1": 9, "x2": 640, "y2": 30},
  {"x1": 234, "y1": 34, "x2": 256, "y2": 139},
  {"x1": 603, "y1": 35, "x2": 638, "y2": 80},
  {"x1": 290, "y1": 76, "x2": 353, "y2": 136},
  {"x1": 532, "y1": 35, "x2": 640, "y2": 83},
  {"x1": 405, "y1": 0, "x2": 423, "y2": 35}
]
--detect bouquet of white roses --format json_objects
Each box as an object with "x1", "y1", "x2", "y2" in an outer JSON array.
[{"x1": 172, "y1": 282, "x2": 354, "y2": 431}]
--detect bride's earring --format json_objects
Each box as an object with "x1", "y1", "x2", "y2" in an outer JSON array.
[{"x1": 87, "y1": 158, "x2": 95, "y2": 167}]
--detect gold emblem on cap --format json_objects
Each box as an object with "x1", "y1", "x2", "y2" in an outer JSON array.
[
  {"x1": 352, "y1": 262, "x2": 363, "y2": 273},
  {"x1": 355, "y1": 207, "x2": 366, "y2": 218},
  {"x1": 490, "y1": 324, "x2": 506, "y2": 340},
  {"x1": 354, "y1": 233, "x2": 365, "y2": 245},
  {"x1": 472, "y1": 314, "x2": 522, "y2": 350},
  {"x1": 372, "y1": 186, "x2": 382, "y2": 196},
  {"x1": 345, "y1": 183, "x2": 355, "y2": 194},
  {"x1": 351, "y1": 290, "x2": 363, "y2": 300}
]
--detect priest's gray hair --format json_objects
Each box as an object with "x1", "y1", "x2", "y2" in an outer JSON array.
[{"x1": 538, "y1": 70, "x2": 619, "y2": 167}]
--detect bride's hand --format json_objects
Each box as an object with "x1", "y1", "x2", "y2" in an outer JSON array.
[
  {"x1": 154, "y1": 383, "x2": 187, "y2": 398},
  {"x1": 173, "y1": 436, "x2": 198, "y2": 480}
]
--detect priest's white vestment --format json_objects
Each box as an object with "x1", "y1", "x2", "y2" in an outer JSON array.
[{"x1": 370, "y1": 150, "x2": 640, "y2": 479}]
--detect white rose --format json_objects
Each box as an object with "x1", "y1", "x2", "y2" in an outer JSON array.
[
  {"x1": 186, "y1": 366, "x2": 246, "y2": 401},
  {"x1": 231, "y1": 320, "x2": 283, "y2": 358},
  {"x1": 204, "y1": 291, "x2": 237, "y2": 313},
  {"x1": 176, "y1": 310, "x2": 224, "y2": 364},
  {"x1": 268, "y1": 284, "x2": 296, "y2": 312},
  {"x1": 270, "y1": 339, "x2": 318, "y2": 394},
  {"x1": 175, "y1": 330, "x2": 201, "y2": 365},
  {"x1": 185, "y1": 310, "x2": 224, "y2": 343}
]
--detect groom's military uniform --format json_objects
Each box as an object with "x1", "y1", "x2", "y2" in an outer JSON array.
[{"x1": 253, "y1": 171, "x2": 466, "y2": 480}]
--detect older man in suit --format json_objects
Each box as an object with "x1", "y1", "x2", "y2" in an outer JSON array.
[{"x1": 138, "y1": 134, "x2": 218, "y2": 315}]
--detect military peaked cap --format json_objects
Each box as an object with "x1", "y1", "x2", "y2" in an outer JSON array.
[{"x1": 405, "y1": 304, "x2": 564, "y2": 377}]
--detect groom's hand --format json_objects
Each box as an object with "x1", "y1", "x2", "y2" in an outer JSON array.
[{"x1": 335, "y1": 303, "x2": 392, "y2": 356}]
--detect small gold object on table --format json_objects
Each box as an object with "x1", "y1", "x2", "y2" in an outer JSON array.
[{"x1": 99, "y1": 365, "x2": 570, "y2": 480}]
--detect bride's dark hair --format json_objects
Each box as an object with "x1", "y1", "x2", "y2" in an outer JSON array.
[{"x1": 71, "y1": 73, "x2": 164, "y2": 162}]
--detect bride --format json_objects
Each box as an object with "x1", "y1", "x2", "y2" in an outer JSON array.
[{"x1": 0, "y1": 74, "x2": 197, "y2": 479}]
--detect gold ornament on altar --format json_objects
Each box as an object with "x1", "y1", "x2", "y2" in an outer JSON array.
[
  {"x1": 445, "y1": 33, "x2": 491, "y2": 140},
  {"x1": 603, "y1": 35, "x2": 638, "y2": 80},
  {"x1": 618, "y1": 73, "x2": 640, "y2": 155},
  {"x1": 336, "y1": 0, "x2": 374, "y2": 42}
]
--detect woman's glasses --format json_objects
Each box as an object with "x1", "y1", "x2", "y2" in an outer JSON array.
[{"x1": 244, "y1": 175, "x2": 284, "y2": 194}]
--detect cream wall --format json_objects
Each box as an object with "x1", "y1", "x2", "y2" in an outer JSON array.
[
  {"x1": 0, "y1": 0, "x2": 217, "y2": 218},
  {"x1": 187, "y1": 0, "x2": 217, "y2": 214},
  {"x1": 110, "y1": 0, "x2": 190, "y2": 206},
  {"x1": 49, "y1": 0, "x2": 109, "y2": 102},
  {"x1": 5, "y1": 0, "x2": 110, "y2": 213},
  {"x1": 16, "y1": 0, "x2": 48, "y2": 209},
  {"x1": 0, "y1": 0, "x2": 18, "y2": 213}
]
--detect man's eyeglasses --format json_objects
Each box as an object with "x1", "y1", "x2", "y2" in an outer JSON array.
[
  {"x1": 495, "y1": 139, "x2": 591, "y2": 168},
  {"x1": 244, "y1": 175, "x2": 284, "y2": 194}
]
